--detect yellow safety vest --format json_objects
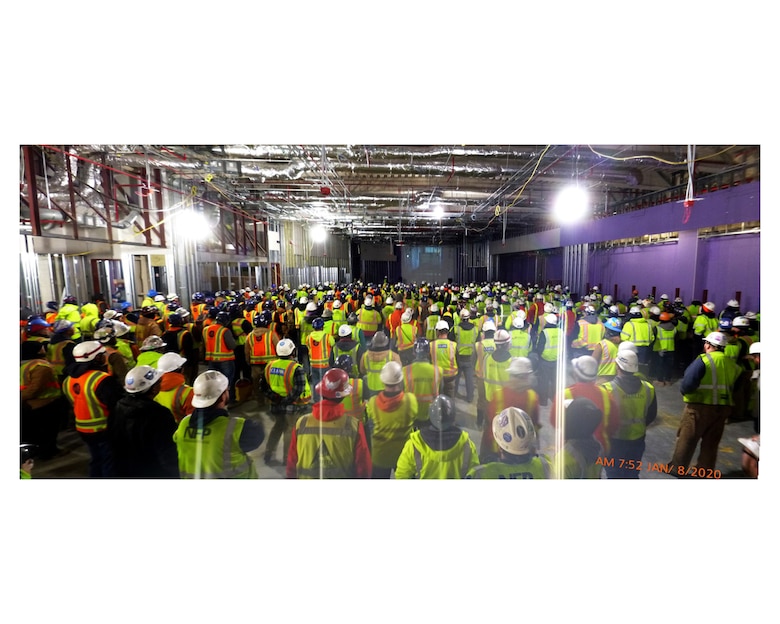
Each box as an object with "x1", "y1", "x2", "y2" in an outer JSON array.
[
  {"x1": 509, "y1": 330, "x2": 531, "y2": 358},
  {"x1": 541, "y1": 328, "x2": 560, "y2": 361},
  {"x1": 362, "y1": 351, "x2": 397, "y2": 393},
  {"x1": 601, "y1": 379, "x2": 654, "y2": 440},
  {"x1": 483, "y1": 354, "x2": 513, "y2": 401},
  {"x1": 154, "y1": 383, "x2": 193, "y2": 423},
  {"x1": 683, "y1": 351, "x2": 741, "y2": 406},
  {"x1": 293, "y1": 413, "x2": 361, "y2": 479},
  {"x1": 596, "y1": 339, "x2": 618, "y2": 376},
  {"x1": 454, "y1": 324, "x2": 477, "y2": 356},
  {"x1": 265, "y1": 358, "x2": 311, "y2": 404},
  {"x1": 173, "y1": 414, "x2": 257, "y2": 479},
  {"x1": 20, "y1": 360, "x2": 61, "y2": 400},
  {"x1": 467, "y1": 456, "x2": 552, "y2": 479},
  {"x1": 366, "y1": 392, "x2": 417, "y2": 469},
  {"x1": 430, "y1": 339, "x2": 458, "y2": 377},
  {"x1": 396, "y1": 430, "x2": 477, "y2": 479}
]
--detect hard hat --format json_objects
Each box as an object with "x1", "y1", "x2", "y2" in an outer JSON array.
[
  {"x1": 305, "y1": 302, "x2": 318, "y2": 313},
  {"x1": 494, "y1": 329, "x2": 511, "y2": 346},
  {"x1": 609, "y1": 305, "x2": 619, "y2": 315},
  {"x1": 659, "y1": 312, "x2": 674, "y2": 322},
  {"x1": 72, "y1": 341, "x2": 106, "y2": 363},
  {"x1": 704, "y1": 332, "x2": 728, "y2": 349},
  {"x1": 615, "y1": 350, "x2": 639, "y2": 373},
  {"x1": 338, "y1": 324, "x2": 353, "y2": 337},
  {"x1": 745, "y1": 311, "x2": 757, "y2": 320},
  {"x1": 435, "y1": 320, "x2": 449, "y2": 331},
  {"x1": 111, "y1": 321, "x2": 130, "y2": 336},
  {"x1": 364, "y1": 296, "x2": 374, "y2": 307},
  {"x1": 507, "y1": 357, "x2": 533, "y2": 376},
  {"x1": 46, "y1": 301, "x2": 59, "y2": 311},
  {"x1": 147, "y1": 289, "x2": 158, "y2": 297},
  {"x1": 459, "y1": 308, "x2": 471, "y2": 319},
  {"x1": 51, "y1": 319, "x2": 74, "y2": 334},
  {"x1": 511, "y1": 315, "x2": 525, "y2": 329},
  {"x1": 543, "y1": 302, "x2": 555, "y2": 314},
  {"x1": 394, "y1": 301, "x2": 404, "y2": 310},
  {"x1": 277, "y1": 339, "x2": 296, "y2": 356},
  {"x1": 649, "y1": 306, "x2": 661, "y2": 316},
  {"x1": 603, "y1": 295, "x2": 613, "y2": 305},
  {"x1": 727, "y1": 299, "x2": 740, "y2": 308},
  {"x1": 749, "y1": 341, "x2": 760, "y2": 355},
  {"x1": 544, "y1": 313, "x2": 557, "y2": 325},
  {"x1": 618, "y1": 340, "x2": 637, "y2": 353},
  {"x1": 702, "y1": 301, "x2": 716, "y2": 314},
  {"x1": 334, "y1": 354, "x2": 354, "y2": 372},
  {"x1": 732, "y1": 316, "x2": 750, "y2": 328},
  {"x1": 493, "y1": 407, "x2": 537, "y2": 456},
  {"x1": 414, "y1": 338, "x2": 430, "y2": 360},
  {"x1": 63, "y1": 295, "x2": 77, "y2": 305},
  {"x1": 674, "y1": 297, "x2": 683, "y2": 304},
  {"x1": 333, "y1": 299, "x2": 342, "y2": 309},
  {"x1": 660, "y1": 294, "x2": 669, "y2": 301},
  {"x1": 157, "y1": 352, "x2": 187, "y2": 373},
  {"x1": 482, "y1": 319, "x2": 497, "y2": 332},
  {"x1": 124, "y1": 365, "x2": 162, "y2": 394},
  {"x1": 629, "y1": 306, "x2": 641, "y2": 315},
  {"x1": 737, "y1": 436, "x2": 760, "y2": 460},
  {"x1": 168, "y1": 313, "x2": 185, "y2": 327},
  {"x1": 103, "y1": 309, "x2": 121, "y2": 321},
  {"x1": 254, "y1": 311, "x2": 272, "y2": 328},
  {"x1": 191, "y1": 370, "x2": 229, "y2": 408},
  {"x1": 571, "y1": 355, "x2": 599, "y2": 382},
  {"x1": 585, "y1": 305, "x2": 596, "y2": 314},
  {"x1": 93, "y1": 326, "x2": 115, "y2": 343},
  {"x1": 428, "y1": 395, "x2": 456, "y2": 431},
  {"x1": 141, "y1": 335, "x2": 166, "y2": 351},
  {"x1": 565, "y1": 300, "x2": 574, "y2": 308},
  {"x1": 154, "y1": 294, "x2": 165, "y2": 302},
  {"x1": 300, "y1": 296, "x2": 309, "y2": 305},
  {"x1": 312, "y1": 317, "x2": 325, "y2": 331},
  {"x1": 386, "y1": 296, "x2": 394, "y2": 305},
  {"x1": 347, "y1": 312, "x2": 358, "y2": 324},
  {"x1": 26, "y1": 317, "x2": 51, "y2": 332},
  {"x1": 429, "y1": 304, "x2": 438, "y2": 314},
  {"x1": 316, "y1": 368, "x2": 352, "y2": 400},
  {"x1": 718, "y1": 318, "x2": 733, "y2": 331},
  {"x1": 142, "y1": 305, "x2": 159, "y2": 316},
  {"x1": 604, "y1": 317, "x2": 621, "y2": 332},
  {"x1": 371, "y1": 332, "x2": 389, "y2": 349},
  {"x1": 379, "y1": 361, "x2": 403, "y2": 385}
]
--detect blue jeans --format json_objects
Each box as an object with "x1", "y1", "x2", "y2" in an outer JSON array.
[
  {"x1": 80, "y1": 431, "x2": 115, "y2": 478},
  {"x1": 207, "y1": 360, "x2": 236, "y2": 402}
]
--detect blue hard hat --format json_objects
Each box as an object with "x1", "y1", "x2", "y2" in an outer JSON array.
[{"x1": 147, "y1": 289, "x2": 157, "y2": 297}]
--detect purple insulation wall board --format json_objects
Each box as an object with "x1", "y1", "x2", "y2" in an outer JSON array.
[{"x1": 695, "y1": 233, "x2": 760, "y2": 312}]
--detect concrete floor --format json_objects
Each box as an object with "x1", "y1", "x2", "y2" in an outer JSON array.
[{"x1": 30, "y1": 374, "x2": 757, "y2": 479}]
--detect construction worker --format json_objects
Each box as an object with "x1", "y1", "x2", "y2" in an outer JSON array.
[
  {"x1": 329, "y1": 324, "x2": 364, "y2": 377},
  {"x1": 651, "y1": 310, "x2": 677, "y2": 385},
  {"x1": 592, "y1": 317, "x2": 621, "y2": 384},
  {"x1": 286, "y1": 367, "x2": 372, "y2": 479},
  {"x1": 570, "y1": 304, "x2": 605, "y2": 357},
  {"x1": 55, "y1": 295, "x2": 82, "y2": 342},
  {"x1": 466, "y1": 407, "x2": 552, "y2": 479},
  {"x1": 365, "y1": 361, "x2": 418, "y2": 478},
  {"x1": 692, "y1": 301, "x2": 719, "y2": 353},
  {"x1": 386, "y1": 300, "x2": 404, "y2": 336},
  {"x1": 245, "y1": 310, "x2": 280, "y2": 403},
  {"x1": 360, "y1": 332, "x2": 401, "y2": 399},
  {"x1": 20, "y1": 340, "x2": 65, "y2": 460},
  {"x1": 669, "y1": 332, "x2": 742, "y2": 475},
  {"x1": 230, "y1": 303, "x2": 253, "y2": 390},
  {"x1": 507, "y1": 312, "x2": 532, "y2": 359},
  {"x1": 62, "y1": 341, "x2": 124, "y2": 478},
  {"x1": 47, "y1": 320, "x2": 77, "y2": 382},
  {"x1": 44, "y1": 301, "x2": 59, "y2": 325},
  {"x1": 453, "y1": 307, "x2": 478, "y2": 403},
  {"x1": 136, "y1": 335, "x2": 167, "y2": 368},
  {"x1": 79, "y1": 300, "x2": 101, "y2": 342},
  {"x1": 402, "y1": 338, "x2": 443, "y2": 428},
  {"x1": 356, "y1": 295, "x2": 383, "y2": 341},
  {"x1": 394, "y1": 395, "x2": 479, "y2": 479},
  {"x1": 551, "y1": 397, "x2": 606, "y2": 478},
  {"x1": 203, "y1": 311, "x2": 237, "y2": 402},
  {"x1": 93, "y1": 325, "x2": 130, "y2": 383},
  {"x1": 24, "y1": 316, "x2": 52, "y2": 347},
  {"x1": 140, "y1": 288, "x2": 158, "y2": 309},
  {"x1": 600, "y1": 350, "x2": 657, "y2": 479},
  {"x1": 173, "y1": 370, "x2": 265, "y2": 479},
  {"x1": 110, "y1": 365, "x2": 179, "y2": 478},
  {"x1": 430, "y1": 320, "x2": 458, "y2": 397},
  {"x1": 307, "y1": 316, "x2": 336, "y2": 401},
  {"x1": 260, "y1": 338, "x2": 312, "y2": 467},
  {"x1": 333, "y1": 354, "x2": 368, "y2": 424},
  {"x1": 534, "y1": 313, "x2": 561, "y2": 406},
  {"x1": 474, "y1": 319, "x2": 497, "y2": 427},
  {"x1": 161, "y1": 310, "x2": 198, "y2": 385},
  {"x1": 620, "y1": 305, "x2": 654, "y2": 378},
  {"x1": 392, "y1": 308, "x2": 418, "y2": 367},
  {"x1": 154, "y1": 352, "x2": 195, "y2": 424},
  {"x1": 135, "y1": 305, "x2": 163, "y2": 346},
  {"x1": 480, "y1": 356, "x2": 540, "y2": 464}
]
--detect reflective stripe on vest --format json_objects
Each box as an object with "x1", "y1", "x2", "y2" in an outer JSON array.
[
  {"x1": 413, "y1": 432, "x2": 473, "y2": 478},
  {"x1": 357, "y1": 308, "x2": 381, "y2": 335},
  {"x1": 475, "y1": 340, "x2": 496, "y2": 377},
  {"x1": 363, "y1": 352, "x2": 394, "y2": 393},
  {"x1": 231, "y1": 318, "x2": 247, "y2": 346},
  {"x1": 20, "y1": 360, "x2": 61, "y2": 399},
  {"x1": 265, "y1": 358, "x2": 311, "y2": 403},
  {"x1": 294, "y1": 414, "x2": 360, "y2": 478},
  {"x1": 684, "y1": 351, "x2": 739, "y2": 405},
  {"x1": 596, "y1": 339, "x2": 618, "y2": 376},
  {"x1": 621, "y1": 320, "x2": 651, "y2": 347},
  {"x1": 653, "y1": 326, "x2": 676, "y2": 352},
  {"x1": 307, "y1": 331, "x2": 333, "y2": 369},
  {"x1": 454, "y1": 325, "x2": 477, "y2": 355},
  {"x1": 155, "y1": 384, "x2": 192, "y2": 422},
  {"x1": 248, "y1": 330, "x2": 276, "y2": 365},
  {"x1": 431, "y1": 340, "x2": 457, "y2": 376},
  {"x1": 603, "y1": 380, "x2": 653, "y2": 440},
  {"x1": 204, "y1": 326, "x2": 234, "y2": 361},
  {"x1": 483, "y1": 355, "x2": 512, "y2": 401},
  {"x1": 47, "y1": 340, "x2": 72, "y2": 377},
  {"x1": 403, "y1": 362, "x2": 440, "y2": 404},
  {"x1": 175, "y1": 415, "x2": 256, "y2": 478},
  {"x1": 395, "y1": 324, "x2": 417, "y2": 351},
  {"x1": 541, "y1": 328, "x2": 560, "y2": 361},
  {"x1": 509, "y1": 330, "x2": 531, "y2": 358},
  {"x1": 63, "y1": 370, "x2": 111, "y2": 433}
]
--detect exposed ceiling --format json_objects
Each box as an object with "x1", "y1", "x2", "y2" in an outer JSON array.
[{"x1": 23, "y1": 144, "x2": 759, "y2": 246}]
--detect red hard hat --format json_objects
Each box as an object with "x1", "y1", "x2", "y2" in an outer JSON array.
[{"x1": 316, "y1": 368, "x2": 352, "y2": 400}]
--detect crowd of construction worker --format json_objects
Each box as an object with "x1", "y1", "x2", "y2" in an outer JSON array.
[{"x1": 19, "y1": 280, "x2": 761, "y2": 479}]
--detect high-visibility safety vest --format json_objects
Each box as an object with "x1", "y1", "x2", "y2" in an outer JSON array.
[
  {"x1": 483, "y1": 354, "x2": 513, "y2": 401},
  {"x1": 264, "y1": 358, "x2": 311, "y2": 404},
  {"x1": 173, "y1": 414, "x2": 258, "y2": 479},
  {"x1": 366, "y1": 392, "x2": 418, "y2": 469},
  {"x1": 653, "y1": 326, "x2": 676, "y2": 352},
  {"x1": 395, "y1": 323, "x2": 417, "y2": 352},
  {"x1": 466, "y1": 456, "x2": 552, "y2": 479},
  {"x1": 596, "y1": 339, "x2": 618, "y2": 377},
  {"x1": 396, "y1": 430, "x2": 478, "y2": 479},
  {"x1": 191, "y1": 302, "x2": 206, "y2": 321},
  {"x1": 204, "y1": 325, "x2": 235, "y2": 362},
  {"x1": 246, "y1": 330, "x2": 277, "y2": 366},
  {"x1": 356, "y1": 308, "x2": 382, "y2": 336},
  {"x1": 20, "y1": 360, "x2": 61, "y2": 400},
  {"x1": 487, "y1": 389, "x2": 538, "y2": 437},
  {"x1": 293, "y1": 413, "x2": 361, "y2": 479},
  {"x1": 136, "y1": 350, "x2": 163, "y2": 368},
  {"x1": 693, "y1": 314, "x2": 718, "y2": 337},
  {"x1": 155, "y1": 384, "x2": 194, "y2": 423},
  {"x1": 56, "y1": 303, "x2": 82, "y2": 340},
  {"x1": 430, "y1": 339, "x2": 458, "y2": 377},
  {"x1": 307, "y1": 331, "x2": 335, "y2": 370},
  {"x1": 620, "y1": 319, "x2": 652, "y2": 347},
  {"x1": 683, "y1": 351, "x2": 741, "y2": 406},
  {"x1": 572, "y1": 319, "x2": 605, "y2": 350},
  {"x1": 114, "y1": 339, "x2": 137, "y2": 369},
  {"x1": 231, "y1": 318, "x2": 248, "y2": 346},
  {"x1": 540, "y1": 327, "x2": 560, "y2": 361},
  {"x1": 62, "y1": 370, "x2": 112, "y2": 433},
  {"x1": 402, "y1": 361, "x2": 442, "y2": 407},
  {"x1": 361, "y1": 351, "x2": 397, "y2": 393},
  {"x1": 474, "y1": 339, "x2": 496, "y2": 378},
  {"x1": 676, "y1": 316, "x2": 689, "y2": 336},
  {"x1": 425, "y1": 315, "x2": 440, "y2": 341},
  {"x1": 46, "y1": 340, "x2": 73, "y2": 379},
  {"x1": 333, "y1": 341, "x2": 361, "y2": 377},
  {"x1": 723, "y1": 338, "x2": 742, "y2": 361},
  {"x1": 294, "y1": 307, "x2": 305, "y2": 330},
  {"x1": 342, "y1": 378, "x2": 366, "y2": 421},
  {"x1": 331, "y1": 308, "x2": 346, "y2": 324},
  {"x1": 556, "y1": 444, "x2": 603, "y2": 479},
  {"x1": 601, "y1": 379, "x2": 655, "y2": 441},
  {"x1": 454, "y1": 324, "x2": 478, "y2": 356},
  {"x1": 509, "y1": 329, "x2": 531, "y2": 358},
  {"x1": 686, "y1": 304, "x2": 700, "y2": 323}
]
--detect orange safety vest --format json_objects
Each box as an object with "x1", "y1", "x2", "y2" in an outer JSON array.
[
  {"x1": 63, "y1": 370, "x2": 112, "y2": 433},
  {"x1": 307, "y1": 331, "x2": 334, "y2": 369},
  {"x1": 247, "y1": 330, "x2": 277, "y2": 365},
  {"x1": 204, "y1": 325, "x2": 235, "y2": 361}
]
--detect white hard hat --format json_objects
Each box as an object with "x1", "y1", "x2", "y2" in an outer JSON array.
[
  {"x1": 482, "y1": 320, "x2": 497, "y2": 332},
  {"x1": 276, "y1": 338, "x2": 296, "y2": 356},
  {"x1": 512, "y1": 315, "x2": 525, "y2": 329},
  {"x1": 73, "y1": 341, "x2": 106, "y2": 363},
  {"x1": 435, "y1": 320, "x2": 449, "y2": 331},
  {"x1": 507, "y1": 357, "x2": 533, "y2": 376},
  {"x1": 704, "y1": 332, "x2": 728, "y2": 349},
  {"x1": 545, "y1": 313, "x2": 557, "y2": 325},
  {"x1": 305, "y1": 301, "x2": 318, "y2": 313},
  {"x1": 650, "y1": 306, "x2": 661, "y2": 316},
  {"x1": 300, "y1": 296, "x2": 309, "y2": 304},
  {"x1": 333, "y1": 300, "x2": 342, "y2": 309},
  {"x1": 103, "y1": 309, "x2": 120, "y2": 320},
  {"x1": 494, "y1": 329, "x2": 511, "y2": 345},
  {"x1": 379, "y1": 361, "x2": 403, "y2": 386},
  {"x1": 603, "y1": 295, "x2": 613, "y2": 305},
  {"x1": 167, "y1": 293, "x2": 178, "y2": 301},
  {"x1": 157, "y1": 352, "x2": 187, "y2": 373},
  {"x1": 702, "y1": 301, "x2": 716, "y2": 313},
  {"x1": 543, "y1": 302, "x2": 554, "y2": 313},
  {"x1": 629, "y1": 306, "x2": 641, "y2": 315},
  {"x1": 174, "y1": 307, "x2": 190, "y2": 318},
  {"x1": 571, "y1": 355, "x2": 598, "y2": 382},
  {"x1": 749, "y1": 341, "x2": 761, "y2": 355},
  {"x1": 732, "y1": 316, "x2": 750, "y2": 328},
  {"x1": 364, "y1": 296, "x2": 374, "y2": 307},
  {"x1": 429, "y1": 304, "x2": 438, "y2": 313},
  {"x1": 386, "y1": 296, "x2": 394, "y2": 305},
  {"x1": 618, "y1": 341, "x2": 638, "y2": 354},
  {"x1": 111, "y1": 321, "x2": 130, "y2": 337},
  {"x1": 616, "y1": 350, "x2": 639, "y2": 373},
  {"x1": 191, "y1": 370, "x2": 229, "y2": 408},
  {"x1": 124, "y1": 365, "x2": 162, "y2": 394},
  {"x1": 93, "y1": 326, "x2": 115, "y2": 343},
  {"x1": 401, "y1": 310, "x2": 413, "y2": 323},
  {"x1": 338, "y1": 324, "x2": 353, "y2": 337},
  {"x1": 493, "y1": 407, "x2": 537, "y2": 456},
  {"x1": 727, "y1": 299, "x2": 740, "y2": 308},
  {"x1": 395, "y1": 301, "x2": 404, "y2": 309},
  {"x1": 660, "y1": 294, "x2": 669, "y2": 300},
  {"x1": 459, "y1": 308, "x2": 471, "y2": 319},
  {"x1": 154, "y1": 294, "x2": 165, "y2": 302},
  {"x1": 585, "y1": 305, "x2": 596, "y2": 314},
  {"x1": 141, "y1": 335, "x2": 166, "y2": 351}
]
